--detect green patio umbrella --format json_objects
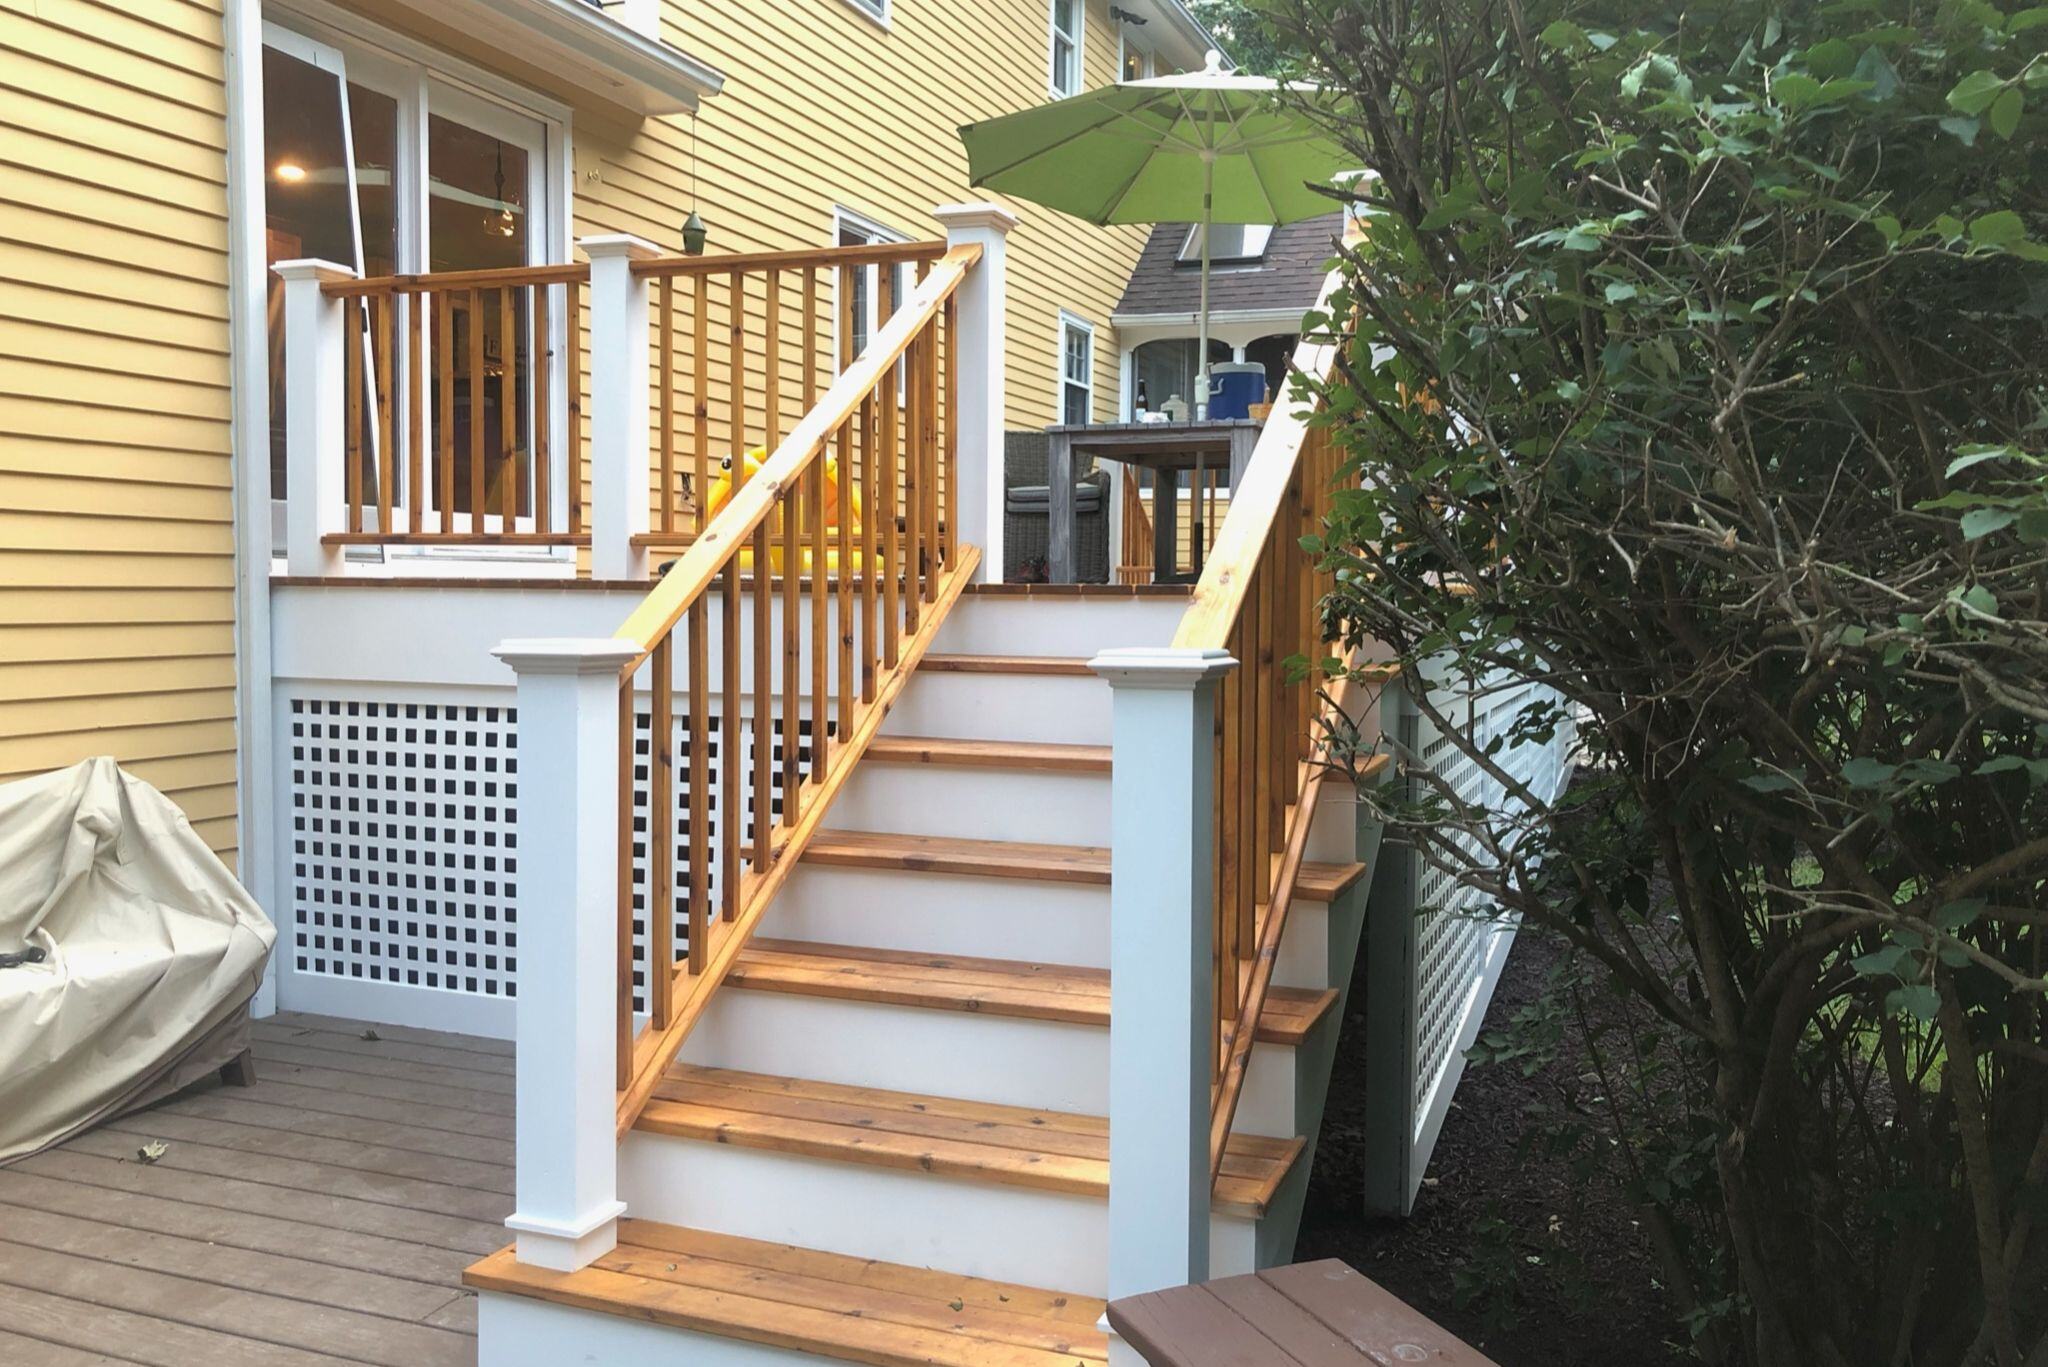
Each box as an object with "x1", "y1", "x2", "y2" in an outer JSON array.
[{"x1": 960, "y1": 51, "x2": 1357, "y2": 417}]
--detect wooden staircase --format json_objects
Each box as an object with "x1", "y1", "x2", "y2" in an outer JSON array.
[{"x1": 467, "y1": 591, "x2": 1377, "y2": 1366}]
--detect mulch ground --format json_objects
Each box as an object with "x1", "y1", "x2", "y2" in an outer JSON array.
[{"x1": 1295, "y1": 928, "x2": 1696, "y2": 1366}]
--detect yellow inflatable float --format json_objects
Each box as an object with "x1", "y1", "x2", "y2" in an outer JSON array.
[{"x1": 705, "y1": 448, "x2": 869, "y2": 573}]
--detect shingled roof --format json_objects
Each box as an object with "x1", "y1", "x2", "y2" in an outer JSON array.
[{"x1": 1113, "y1": 213, "x2": 1345, "y2": 319}]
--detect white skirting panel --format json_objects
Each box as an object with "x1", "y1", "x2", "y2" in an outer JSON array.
[{"x1": 477, "y1": 1292, "x2": 828, "y2": 1367}]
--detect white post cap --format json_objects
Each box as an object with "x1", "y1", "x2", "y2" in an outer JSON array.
[
  {"x1": 273, "y1": 258, "x2": 359, "y2": 284},
  {"x1": 933, "y1": 202, "x2": 1021, "y2": 235},
  {"x1": 492, "y1": 638, "x2": 642, "y2": 676},
  {"x1": 1089, "y1": 646, "x2": 1237, "y2": 689},
  {"x1": 578, "y1": 233, "x2": 665, "y2": 261}
]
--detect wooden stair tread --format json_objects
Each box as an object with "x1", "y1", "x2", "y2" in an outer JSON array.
[
  {"x1": 466, "y1": 1219, "x2": 1106, "y2": 1367},
  {"x1": 866, "y1": 735, "x2": 1113, "y2": 773},
  {"x1": 804, "y1": 829, "x2": 1368, "y2": 901},
  {"x1": 920, "y1": 653, "x2": 1096, "y2": 676},
  {"x1": 730, "y1": 939, "x2": 1337, "y2": 1046},
  {"x1": 640, "y1": 1065, "x2": 1305, "y2": 1218}
]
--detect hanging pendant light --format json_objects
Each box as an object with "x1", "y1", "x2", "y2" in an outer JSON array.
[
  {"x1": 681, "y1": 113, "x2": 708, "y2": 254},
  {"x1": 485, "y1": 140, "x2": 517, "y2": 239}
]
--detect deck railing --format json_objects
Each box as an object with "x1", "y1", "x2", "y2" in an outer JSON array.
[
  {"x1": 482, "y1": 204, "x2": 1015, "y2": 1273},
  {"x1": 1090, "y1": 267, "x2": 1372, "y2": 1301},
  {"x1": 606, "y1": 240, "x2": 980, "y2": 1131}
]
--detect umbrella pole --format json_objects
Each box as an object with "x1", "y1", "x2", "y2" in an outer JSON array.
[{"x1": 1196, "y1": 151, "x2": 1213, "y2": 421}]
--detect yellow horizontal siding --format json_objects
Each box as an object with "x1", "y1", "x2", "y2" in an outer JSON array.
[{"x1": 0, "y1": 1, "x2": 238, "y2": 857}]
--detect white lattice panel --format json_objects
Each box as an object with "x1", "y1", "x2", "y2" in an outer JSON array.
[{"x1": 284, "y1": 695, "x2": 521, "y2": 1004}]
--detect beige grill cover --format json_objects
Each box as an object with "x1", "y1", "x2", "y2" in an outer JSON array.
[{"x1": 0, "y1": 757, "x2": 274, "y2": 1163}]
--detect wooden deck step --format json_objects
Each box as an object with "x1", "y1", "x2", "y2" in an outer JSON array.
[
  {"x1": 638, "y1": 1065, "x2": 1306, "y2": 1220},
  {"x1": 729, "y1": 939, "x2": 1337, "y2": 1046},
  {"x1": 802, "y1": 829, "x2": 1369, "y2": 902},
  {"x1": 865, "y1": 735, "x2": 1113, "y2": 773},
  {"x1": 466, "y1": 1220, "x2": 1106, "y2": 1367},
  {"x1": 919, "y1": 653, "x2": 1096, "y2": 676}
]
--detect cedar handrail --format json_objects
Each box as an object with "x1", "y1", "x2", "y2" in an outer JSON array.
[
  {"x1": 631, "y1": 239, "x2": 948, "y2": 279},
  {"x1": 607, "y1": 240, "x2": 982, "y2": 1136},
  {"x1": 1161, "y1": 268, "x2": 1355, "y2": 1185}
]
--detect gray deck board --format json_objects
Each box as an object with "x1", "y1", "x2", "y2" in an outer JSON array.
[{"x1": 0, "y1": 1011, "x2": 511, "y2": 1366}]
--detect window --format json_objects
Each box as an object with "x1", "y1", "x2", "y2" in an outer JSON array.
[
  {"x1": 261, "y1": 21, "x2": 559, "y2": 530},
  {"x1": 841, "y1": 0, "x2": 890, "y2": 23},
  {"x1": 1178, "y1": 223, "x2": 1274, "y2": 264},
  {"x1": 1060, "y1": 314, "x2": 1095, "y2": 426},
  {"x1": 835, "y1": 209, "x2": 911, "y2": 392},
  {"x1": 1132, "y1": 337, "x2": 1230, "y2": 416},
  {"x1": 1048, "y1": 0, "x2": 1083, "y2": 97},
  {"x1": 1119, "y1": 31, "x2": 1153, "y2": 81}
]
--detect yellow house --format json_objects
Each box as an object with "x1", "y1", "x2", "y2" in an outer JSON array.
[{"x1": 0, "y1": 0, "x2": 1218, "y2": 871}]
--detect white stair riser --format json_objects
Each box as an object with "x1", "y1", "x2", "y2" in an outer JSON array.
[
  {"x1": 682, "y1": 988, "x2": 1301, "y2": 1136},
  {"x1": 936, "y1": 595, "x2": 1185, "y2": 657},
  {"x1": 1305, "y1": 792, "x2": 1370, "y2": 865},
  {"x1": 478, "y1": 1293, "x2": 828, "y2": 1367},
  {"x1": 884, "y1": 671, "x2": 1111, "y2": 744},
  {"x1": 830, "y1": 762, "x2": 1109, "y2": 845},
  {"x1": 620, "y1": 1132, "x2": 1260, "y2": 1292},
  {"x1": 764, "y1": 865, "x2": 1335, "y2": 987}
]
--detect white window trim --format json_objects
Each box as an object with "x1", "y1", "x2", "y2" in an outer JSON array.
[
  {"x1": 1047, "y1": 0, "x2": 1085, "y2": 98},
  {"x1": 837, "y1": 0, "x2": 892, "y2": 29},
  {"x1": 832, "y1": 207, "x2": 912, "y2": 397},
  {"x1": 1059, "y1": 310, "x2": 1096, "y2": 426}
]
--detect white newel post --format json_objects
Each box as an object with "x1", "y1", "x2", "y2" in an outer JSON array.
[
  {"x1": 582, "y1": 234, "x2": 661, "y2": 582},
  {"x1": 1090, "y1": 646, "x2": 1236, "y2": 1315},
  {"x1": 274, "y1": 259, "x2": 357, "y2": 578},
  {"x1": 493, "y1": 637, "x2": 639, "y2": 1271},
  {"x1": 933, "y1": 202, "x2": 1016, "y2": 582}
]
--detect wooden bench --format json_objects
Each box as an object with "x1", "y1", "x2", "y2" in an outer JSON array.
[{"x1": 1108, "y1": 1259, "x2": 1499, "y2": 1367}]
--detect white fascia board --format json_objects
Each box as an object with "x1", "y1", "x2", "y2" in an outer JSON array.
[{"x1": 388, "y1": 0, "x2": 724, "y2": 115}]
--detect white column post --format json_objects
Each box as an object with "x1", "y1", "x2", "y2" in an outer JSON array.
[
  {"x1": 274, "y1": 259, "x2": 357, "y2": 578},
  {"x1": 1089, "y1": 646, "x2": 1236, "y2": 1305},
  {"x1": 582, "y1": 234, "x2": 662, "y2": 582},
  {"x1": 933, "y1": 202, "x2": 1016, "y2": 583},
  {"x1": 492, "y1": 637, "x2": 639, "y2": 1271}
]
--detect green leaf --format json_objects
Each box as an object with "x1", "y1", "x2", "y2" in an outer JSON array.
[
  {"x1": 1960, "y1": 584, "x2": 2000, "y2": 618},
  {"x1": 1805, "y1": 38, "x2": 1857, "y2": 77},
  {"x1": 1940, "y1": 115, "x2": 1982, "y2": 146},
  {"x1": 1774, "y1": 72, "x2": 1822, "y2": 109},
  {"x1": 1949, "y1": 444, "x2": 2016, "y2": 475},
  {"x1": 1961, "y1": 507, "x2": 2017, "y2": 539},
  {"x1": 1970, "y1": 210, "x2": 2027, "y2": 246},
  {"x1": 1886, "y1": 984, "x2": 1940, "y2": 1022},
  {"x1": 1989, "y1": 88, "x2": 2025, "y2": 139},
  {"x1": 2009, "y1": 6, "x2": 2048, "y2": 31},
  {"x1": 1933, "y1": 898, "x2": 1986, "y2": 930},
  {"x1": 1852, "y1": 944, "x2": 1915, "y2": 979},
  {"x1": 1604, "y1": 281, "x2": 1638, "y2": 303},
  {"x1": 1841, "y1": 757, "x2": 1898, "y2": 787},
  {"x1": 1947, "y1": 69, "x2": 2007, "y2": 116},
  {"x1": 1539, "y1": 20, "x2": 1589, "y2": 52}
]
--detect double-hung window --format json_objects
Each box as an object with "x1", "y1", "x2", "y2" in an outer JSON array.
[
  {"x1": 835, "y1": 209, "x2": 911, "y2": 393},
  {"x1": 1048, "y1": 0, "x2": 1083, "y2": 97},
  {"x1": 1060, "y1": 313, "x2": 1095, "y2": 426}
]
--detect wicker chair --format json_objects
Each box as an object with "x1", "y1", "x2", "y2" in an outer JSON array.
[{"x1": 1002, "y1": 431, "x2": 1109, "y2": 582}]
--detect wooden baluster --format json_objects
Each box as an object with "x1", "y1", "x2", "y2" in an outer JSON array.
[
  {"x1": 469, "y1": 287, "x2": 485, "y2": 535},
  {"x1": 660, "y1": 273, "x2": 675, "y2": 535},
  {"x1": 1216, "y1": 620, "x2": 1242, "y2": 1033},
  {"x1": 376, "y1": 292, "x2": 395, "y2": 537},
  {"x1": 500, "y1": 287, "x2": 518, "y2": 529},
  {"x1": 567, "y1": 280, "x2": 583, "y2": 538},
  {"x1": 859, "y1": 391, "x2": 879, "y2": 703},
  {"x1": 942, "y1": 293, "x2": 958, "y2": 565},
  {"x1": 407, "y1": 290, "x2": 424, "y2": 535},
  {"x1": 1280, "y1": 469, "x2": 1303, "y2": 808},
  {"x1": 729, "y1": 270, "x2": 746, "y2": 491},
  {"x1": 687, "y1": 600, "x2": 710, "y2": 973},
  {"x1": 534, "y1": 284, "x2": 552, "y2": 536},
  {"x1": 693, "y1": 273, "x2": 710, "y2": 533},
  {"x1": 765, "y1": 268, "x2": 781, "y2": 460},
  {"x1": 781, "y1": 475, "x2": 802, "y2": 826},
  {"x1": 345, "y1": 296, "x2": 364, "y2": 534},
  {"x1": 810, "y1": 439, "x2": 830, "y2": 780},
  {"x1": 921, "y1": 320, "x2": 940, "y2": 601},
  {"x1": 801, "y1": 265, "x2": 828, "y2": 775},
  {"x1": 721, "y1": 557, "x2": 742, "y2": 921},
  {"x1": 1236, "y1": 584, "x2": 1259, "y2": 937},
  {"x1": 649, "y1": 634, "x2": 674, "y2": 1029},
  {"x1": 1260, "y1": 536, "x2": 1284, "y2": 865},
  {"x1": 616, "y1": 669, "x2": 637, "y2": 1090},
  {"x1": 436, "y1": 291, "x2": 456, "y2": 533},
  {"x1": 902, "y1": 328, "x2": 922, "y2": 636},
  {"x1": 835, "y1": 415, "x2": 854, "y2": 744},
  {"x1": 751, "y1": 520, "x2": 773, "y2": 872},
  {"x1": 880, "y1": 342, "x2": 900, "y2": 669}
]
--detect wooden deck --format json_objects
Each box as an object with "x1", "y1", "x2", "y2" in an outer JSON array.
[{"x1": 0, "y1": 1012, "x2": 511, "y2": 1366}]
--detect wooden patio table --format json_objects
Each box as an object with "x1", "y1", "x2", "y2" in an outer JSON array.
[
  {"x1": 1044, "y1": 419, "x2": 1262, "y2": 584},
  {"x1": 1108, "y1": 1258, "x2": 1501, "y2": 1367}
]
